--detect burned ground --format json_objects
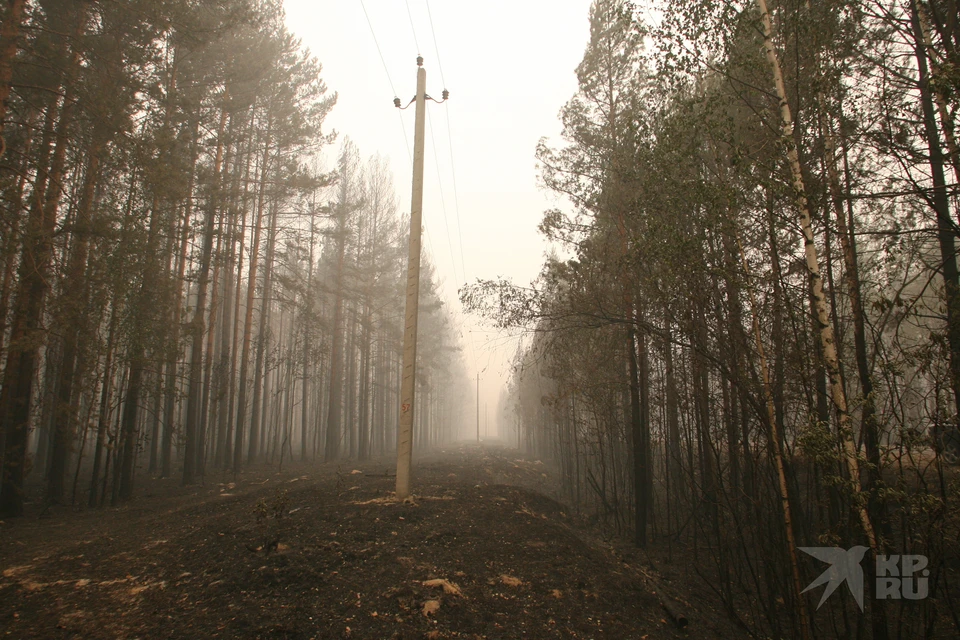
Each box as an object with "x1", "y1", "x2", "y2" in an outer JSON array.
[{"x1": 0, "y1": 444, "x2": 742, "y2": 639}]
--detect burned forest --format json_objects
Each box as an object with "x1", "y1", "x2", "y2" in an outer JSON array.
[{"x1": 1, "y1": 0, "x2": 960, "y2": 639}]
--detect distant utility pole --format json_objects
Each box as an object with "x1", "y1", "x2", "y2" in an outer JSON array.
[
  {"x1": 395, "y1": 57, "x2": 447, "y2": 501},
  {"x1": 476, "y1": 372, "x2": 480, "y2": 442}
]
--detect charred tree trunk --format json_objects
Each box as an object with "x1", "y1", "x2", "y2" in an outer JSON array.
[
  {"x1": 47, "y1": 137, "x2": 104, "y2": 503},
  {"x1": 182, "y1": 103, "x2": 228, "y2": 486},
  {"x1": 161, "y1": 124, "x2": 200, "y2": 478},
  {"x1": 910, "y1": 1, "x2": 960, "y2": 418},
  {"x1": 0, "y1": 6, "x2": 87, "y2": 515},
  {"x1": 627, "y1": 320, "x2": 648, "y2": 548},
  {"x1": 233, "y1": 135, "x2": 271, "y2": 474},
  {"x1": 324, "y1": 204, "x2": 349, "y2": 462},
  {"x1": 248, "y1": 188, "x2": 279, "y2": 464}
]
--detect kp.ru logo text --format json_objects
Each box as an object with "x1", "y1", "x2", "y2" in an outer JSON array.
[{"x1": 800, "y1": 547, "x2": 929, "y2": 611}]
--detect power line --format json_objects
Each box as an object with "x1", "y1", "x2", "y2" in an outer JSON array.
[
  {"x1": 412, "y1": 1, "x2": 466, "y2": 284},
  {"x1": 378, "y1": 2, "x2": 475, "y2": 379},
  {"x1": 350, "y1": 4, "x2": 478, "y2": 429},
  {"x1": 424, "y1": 0, "x2": 447, "y2": 88},
  {"x1": 357, "y1": 3, "x2": 454, "y2": 371},
  {"x1": 397, "y1": 110, "x2": 413, "y2": 165},
  {"x1": 415, "y1": 1, "x2": 474, "y2": 377},
  {"x1": 358, "y1": 1, "x2": 413, "y2": 170},
  {"x1": 427, "y1": 109, "x2": 461, "y2": 288},
  {"x1": 359, "y1": 0, "x2": 398, "y2": 99},
  {"x1": 417, "y1": 5, "x2": 459, "y2": 285},
  {"x1": 404, "y1": 0, "x2": 421, "y2": 55},
  {"x1": 443, "y1": 105, "x2": 468, "y2": 282}
]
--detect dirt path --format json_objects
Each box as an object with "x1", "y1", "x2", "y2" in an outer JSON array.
[{"x1": 0, "y1": 443, "x2": 741, "y2": 639}]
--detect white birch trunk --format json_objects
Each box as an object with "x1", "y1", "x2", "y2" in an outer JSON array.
[{"x1": 755, "y1": 0, "x2": 879, "y2": 554}]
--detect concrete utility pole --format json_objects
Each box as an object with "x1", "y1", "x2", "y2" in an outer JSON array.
[
  {"x1": 395, "y1": 57, "x2": 446, "y2": 500},
  {"x1": 476, "y1": 372, "x2": 480, "y2": 441}
]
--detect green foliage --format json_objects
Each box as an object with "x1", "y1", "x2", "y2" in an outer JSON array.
[{"x1": 797, "y1": 418, "x2": 842, "y2": 466}]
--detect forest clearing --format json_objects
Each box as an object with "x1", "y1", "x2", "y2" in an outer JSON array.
[{"x1": 0, "y1": 443, "x2": 741, "y2": 639}]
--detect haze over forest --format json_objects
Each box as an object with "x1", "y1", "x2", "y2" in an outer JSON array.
[{"x1": 0, "y1": 1, "x2": 958, "y2": 638}]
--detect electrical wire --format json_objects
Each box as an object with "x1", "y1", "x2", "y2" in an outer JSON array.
[
  {"x1": 345, "y1": 3, "x2": 478, "y2": 440},
  {"x1": 419, "y1": 0, "x2": 468, "y2": 299},
  {"x1": 363, "y1": 0, "x2": 478, "y2": 383},
  {"x1": 359, "y1": 0, "x2": 399, "y2": 99},
  {"x1": 420, "y1": 0, "x2": 465, "y2": 282},
  {"x1": 443, "y1": 107, "x2": 468, "y2": 284},
  {"x1": 416, "y1": 2, "x2": 476, "y2": 378},
  {"x1": 424, "y1": 0, "x2": 447, "y2": 89},
  {"x1": 404, "y1": 5, "x2": 476, "y2": 377},
  {"x1": 426, "y1": 109, "x2": 461, "y2": 291},
  {"x1": 396, "y1": 111, "x2": 413, "y2": 166},
  {"x1": 357, "y1": 1, "x2": 413, "y2": 177},
  {"x1": 404, "y1": 0, "x2": 421, "y2": 55}
]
